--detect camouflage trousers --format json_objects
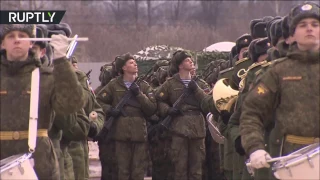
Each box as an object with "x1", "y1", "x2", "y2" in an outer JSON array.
[
  {"x1": 68, "y1": 141, "x2": 89, "y2": 180},
  {"x1": 114, "y1": 140, "x2": 148, "y2": 180},
  {"x1": 149, "y1": 136, "x2": 173, "y2": 180},
  {"x1": 204, "y1": 132, "x2": 225, "y2": 180},
  {"x1": 99, "y1": 140, "x2": 117, "y2": 180},
  {"x1": 32, "y1": 138, "x2": 60, "y2": 180},
  {"x1": 60, "y1": 145, "x2": 75, "y2": 180},
  {"x1": 170, "y1": 135, "x2": 205, "y2": 180}
]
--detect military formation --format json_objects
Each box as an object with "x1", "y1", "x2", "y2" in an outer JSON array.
[{"x1": 0, "y1": 1, "x2": 319, "y2": 180}]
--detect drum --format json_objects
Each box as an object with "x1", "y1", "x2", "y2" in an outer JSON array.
[
  {"x1": 272, "y1": 143, "x2": 320, "y2": 180},
  {"x1": 0, "y1": 153, "x2": 38, "y2": 179}
]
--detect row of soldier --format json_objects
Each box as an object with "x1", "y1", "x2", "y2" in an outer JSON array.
[
  {"x1": 197, "y1": 2, "x2": 319, "y2": 180},
  {"x1": 95, "y1": 2, "x2": 319, "y2": 180},
  {"x1": 0, "y1": 1, "x2": 319, "y2": 180}
]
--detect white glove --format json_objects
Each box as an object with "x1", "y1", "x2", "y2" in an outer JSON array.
[
  {"x1": 249, "y1": 149, "x2": 272, "y2": 169},
  {"x1": 49, "y1": 34, "x2": 68, "y2": 60}
]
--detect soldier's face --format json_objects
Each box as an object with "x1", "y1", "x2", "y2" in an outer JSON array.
[
  {"x1": 31, "y1": 44, "x2": 46, "y2": 60},
  {"x1": 123, "y1": 59, "x2": 138, "y2": 74},
  {"x1": 1, "y1": 31, "x2": 33, "y2": 61},
  {"x1": 179, "y1": 57, "x2": 194, "y2": 71},
  {"x1": 257, "y1": 54, "x2": 268, "y2": 62},
  {"x1": 239, "y1": 47, "x2": 249, "y2": 60},
  {"x1": 294, "y1": 18, "x2": 320, "y2": 50}
]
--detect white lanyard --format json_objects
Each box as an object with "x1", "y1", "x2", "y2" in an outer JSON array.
[{"x1": 28, "y1": 68, "x2": 40, "y2": 153}]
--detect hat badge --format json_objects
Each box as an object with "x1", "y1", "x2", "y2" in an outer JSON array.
[
  {"x1": 301, "y1": 4, "x2": 312, "y2": 11},
  {"x1": 244, "y1": 39, "x2": 248, "y2": 42},
  {"x1": 267, "y1": 43, "x2": 270, "y2": 47}
]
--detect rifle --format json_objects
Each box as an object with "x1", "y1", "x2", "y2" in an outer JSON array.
[
  {"x1": 86, "y1": 69, "x2": 92, "y2": 85},
  {"x1": 159, "y1": 88, "x2": 192, "y2": 129},
  {"x1": 148, "y1": 76, "x2": 199, "y2": 136},
  {"x1": 94, "y1": 67, "x2": 154, "y2": 141}
]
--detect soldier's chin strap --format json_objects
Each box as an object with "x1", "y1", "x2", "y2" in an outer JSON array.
[{"x1": 28, "y1": 68, "x2": 40, "y2": 153}]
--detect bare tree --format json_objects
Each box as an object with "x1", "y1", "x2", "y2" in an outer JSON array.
[
  {"x1": 0, "y1": 0, "x2": 22, "y2": 10},
  {"x1": 28, "y1": 0, "x2": 46, "y2": 10},
  {"x1": 105, "y1": 0, "x2": 122, "y2": 22},
  {"x1": 146, "y1": 0, "x2": 152, "y2": 27},
  {"x1": 200, "y1": 0, "x2": 223, "y2": 29},
  {"x1": 171, "y1": 0, "x2": 181, "y2": 24},
  {"x1": 134, "y1": 0, "x2": 139, "y2": 26}
]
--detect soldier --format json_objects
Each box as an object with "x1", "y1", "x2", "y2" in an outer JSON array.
[
  {"x1": 0, "y1": 24, "x2": 85, "y2": 179},
  {"x1": 147, "y1": 62, "x2": 173, "y2": 180},
  {"x1": 95, "y1": 60, "x2": 118, "y2": 94},
  {"x1": 65, "y1": 60, "x2": 105, "y2": 180},
  {"x1": 240, "y1": 1, "x2": 319, "y2": 173},
  {"x1": 155, "y1": 50, "x2": 210, "y2": 180},
  {"x1": 32, "y1": 25, "x2": 52, "y2": 67},
  {"x1": 55, "y1": 109, "x2": 91, "y2": 180},
  {"x1": 228, "y1": 37, "x2": 271, "y2": 180},
  {"x1": 96, "y1": 57, "x2": 120, "y2": 180},
  {"x1": 96, "y1": 53, "x2": 157, "y2": 180}
]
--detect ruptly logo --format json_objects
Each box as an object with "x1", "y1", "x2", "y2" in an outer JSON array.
[{"x1": 0, "y1": 11, "x2": 66, "y2": 24}]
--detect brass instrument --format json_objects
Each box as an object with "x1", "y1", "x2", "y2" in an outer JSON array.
[{"x1": 212, "y1": 78, "x2": 239, "y2": 112}]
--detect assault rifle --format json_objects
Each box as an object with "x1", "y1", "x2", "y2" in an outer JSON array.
[{"x1": 147, "y1": 76, "x2": 199, "y2": 135}]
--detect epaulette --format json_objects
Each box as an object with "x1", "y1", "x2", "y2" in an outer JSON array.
[
  {"x1": 235, "y1": 57, "x2": 249, "y2": 66},
  {"x1": 255, "y1": 69, "x2": 263, "y2": 76},
  {"x1": 40, "y1": 67, "x2": 53, "y2": 74},
  {"x1": 261, "y1": 57, "x2": 287, "y2": 67},
  {"x1": 166, "y1": 77, "x2": 174, "y2": 81},
  {"x1": 75, "y1": 70, "x2": 87, "y2": 81},
  {"x1": 109, "y1": 78, "x2": 117, "y2": 83},
  {"x1": 247, "y1": 60, "x2": 268, "y2": 72}
]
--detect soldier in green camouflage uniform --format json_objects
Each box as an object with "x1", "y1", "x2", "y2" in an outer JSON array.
[
  {"x1": 220, "y1": 34, "x2": 252, "y2": 180},
  {"x1": 147, "y1": 60, "x2": 173, "y2": 180},
  {"x1": 0, "y1": 25, "x2": 85, "y2": 180},
  {"x1": 97, "y1": 53, "x2": 157, "y2": 180},
  {"x1": 96, "y1": 57, "x2": 119, "y2": 180},
  {"x1": 240, "y1": 2, "x2": 319, "y2": 174},
  {"x1": 155, "y1": 50, "x2": 210, "y2": 180},
  {"x1": 95, "y1": 61, "x2": 117, "y2": 94},
  {"x1": 228, "y1": 37, "x2": 271, "y2": 180},
  {"x1": 67, "y1": 65, "x2": 105, "y2": 180}
]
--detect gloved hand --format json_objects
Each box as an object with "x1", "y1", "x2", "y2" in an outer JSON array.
[
  {"x1": 109, "y1": 108, "x2": 121, "y2": 118},
  {"x1": 235, "y1": 136, "x2": 246, "y2": 156},
  {"x1": 88, "y1": 122, "x2": 98, "y2": 138},
  {"x1": 49, "y1": 34, "x2": 69, "y2": 60},
  {"x1": 129, "y1": 82, "x2": 140, "y2": 96},
  {"x1": 249, "y1": 149, "x2": 272, "y2": 169},
  {"x1": 167, "y1": 107, "x2": 181, "y2": 116},
  {"x1": 220, "y1": 110, "x2": 232, "y2": 125},
  {"x1": 188, "y1": 80, "x2": 200, "y2": 92}
]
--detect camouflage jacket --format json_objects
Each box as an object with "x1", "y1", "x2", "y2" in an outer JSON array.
[
  {"x1": 155, "y1": 73, "x2": 210, "y2": 138},
  {"x1": 96, "y1": 75, "x2": 157, "y2": 142},
  {"x1": 0, "y1": 51, "x2": 85, "y2": 179},
  {"x1": 240, "y1": 44, "x2": 320, "y2": 155},
  {"x1": 75, "y1": 70, "x2": 105, "y2": 137}
]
